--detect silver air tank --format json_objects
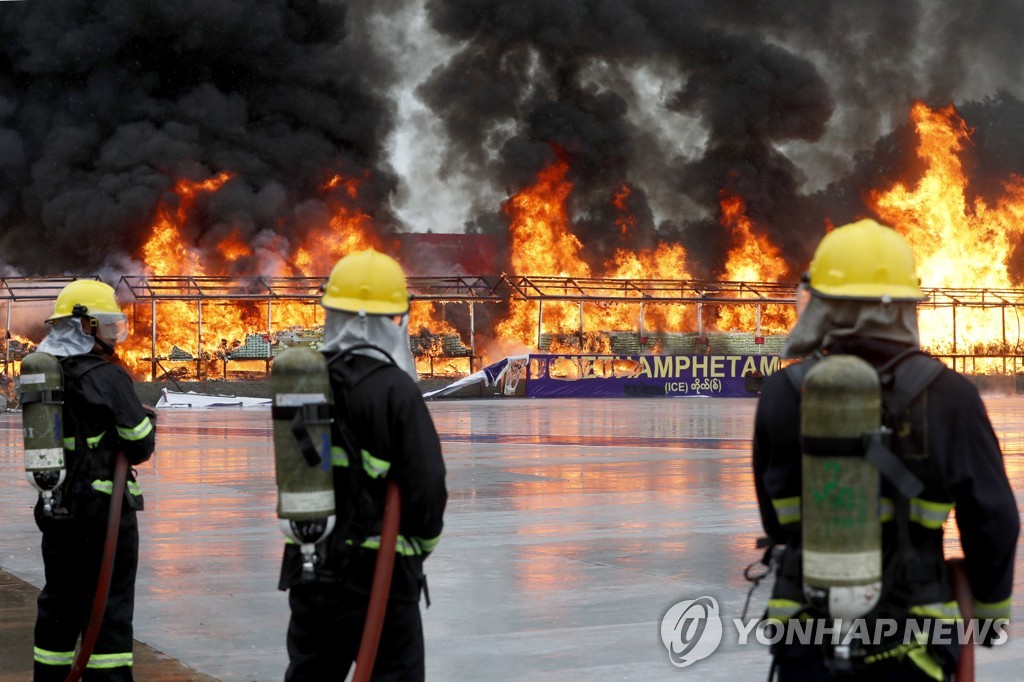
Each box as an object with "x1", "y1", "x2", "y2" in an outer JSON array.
[
  {"x1": 801, "y1": 354, "x2": 883, "y2": 620},
  {"x1": 19, "y1": 352, "x2": 66, "y2": 516},
  {"x1": 271, "y1": 346, "x2": 336, "y2": 579}
]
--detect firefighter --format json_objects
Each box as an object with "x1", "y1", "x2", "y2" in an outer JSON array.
[
  {"x1": 30, "y1": 279, "x2": 156, "y2": 681},
  {"x1": 753, "y1": 220, "x2": 1018, "y2": 680},
  {"x1": 278, "y1": 249, "x2": 447, "y2": 681}
]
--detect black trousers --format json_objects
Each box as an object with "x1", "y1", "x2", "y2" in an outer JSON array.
[
  {"x1": 34, "y1": 511, "x2": 139, "y2": 682},
  {"x1": 286, "y1": 581, "x2": 424, "y2": 681}
]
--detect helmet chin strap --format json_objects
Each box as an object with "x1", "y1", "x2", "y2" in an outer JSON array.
[
  {"x1": 72, "y1": 305, "x2": 115, "y2": 356},
  {"x1": 91, "y1": 331, "x2": 116, "y2": 357}
]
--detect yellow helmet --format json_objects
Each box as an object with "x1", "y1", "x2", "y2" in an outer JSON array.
[
  {"x1": 807, "y1": 219, "x2": 926, "y2": 301},
  {"x1": 321, "y1": 249, "x2": 410, "y2": 315},
  {"x1": 48, "y1": 280, "x2": 122, "y2": 321}
]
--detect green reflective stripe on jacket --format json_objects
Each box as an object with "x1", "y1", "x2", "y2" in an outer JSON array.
[
  {"x1": 771, "y1": 496, "x2": 801, "y2": 525},
  {"x1": 909, "y1": 600, "x2": 961, "y2": 622},
  {"x1": 767, "y1": 598, "x2": 802, "y2": 622},
  {"x1": 974, "y1": 597, "x2": 1012, "y2": 620},
  {"x1": 909, "y1": 498, "x2": 954, "y2": 529},
  {"x1": 34, "y1": 647, "x2": 75, "y2": 666},
  {"x1": 906, "y1": 643, "x2": 944, "y2": 681},
  {"x1": 87, "y1": 652, "x2": 133, "y2": 669},
  {"x1": 864, "y1": 636, "x2": 943, "y2": 681},
  {"x1": 361, "y1": 449, "x2": 391, "y2": 479},
  {"x1": 330, "y1": 445, "x2": 349, "y2": 467},
  {"x1": 360, "y1": 534, "x2": 423, "y2": 556},
  {"x1": 415, "y1": 533, "x2": 441, "y2": 554},
  {"x1": 63, "y1": 432, "x2": 107, "y2": 449},
  {"x1": 92, "y1": 480, "x2": 143, "y2": 496},
  {"x1": 879, "y1": 497, "x2": 893, "y2": 522},
  {"x1": 117, "y1": 416, "x2": 153, "y2": 442}
]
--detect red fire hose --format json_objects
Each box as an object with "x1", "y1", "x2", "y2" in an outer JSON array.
[
  {"x1": 65, "y1": 452, "x2": 128, "y2": 682},
  {"x1": 947, "y1": 558, "x2": 974, "y2": 682},
  {"x1": 353, "y1": 479, "x2": 402, "y2": 682}
]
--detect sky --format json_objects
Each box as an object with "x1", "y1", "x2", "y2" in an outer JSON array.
[{"x1": 2, "y1": 1, "x2": 1024, "y2": 279}]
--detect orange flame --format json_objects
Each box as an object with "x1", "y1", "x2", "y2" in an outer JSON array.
[
  {"x1": 118, "y1": 172, "x2": 386, "y2": 379},
  {"x1": 872, "y1": 102, "x2": 1024, "y2": 358},
  {"x1": 716, "y1": 192, "x2": 795, "y2": 334},
  {"x1": 490, "y1": 157, "x2": 701, "y2": 358}
]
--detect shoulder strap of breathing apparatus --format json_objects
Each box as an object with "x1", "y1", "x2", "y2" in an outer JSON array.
[
  {"x1": 786, "y1": 348, "x2": 945, "y2": 499},
  {"x1": 322, "y1": 344, "x2": 399, "y2": 550},
  {"x1": 322, "y1": 343, "x2": 398, "y2": 462},
  {"x1": 282, "y1": 345, "x2": 396, "y2": 468}
]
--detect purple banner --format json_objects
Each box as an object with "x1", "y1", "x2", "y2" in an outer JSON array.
[{"x1": 523, "y1": 354, "x2": 781, "y2": 398}]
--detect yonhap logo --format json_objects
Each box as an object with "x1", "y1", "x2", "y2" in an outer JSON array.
[{"x1": 660, "y1": 596, "x2": 723, "y2": 668}]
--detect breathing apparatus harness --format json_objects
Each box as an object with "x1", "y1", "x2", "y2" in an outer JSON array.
[
  {"x1": 278, "y1": 343, "x2": 400, "y2": 583},
  {"x1": 745, "y1": 347, "x2": 947, "y2": 678}
]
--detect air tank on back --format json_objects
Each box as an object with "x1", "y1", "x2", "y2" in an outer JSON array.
[{"x1": 271, "y1": 346, "x2": 336, "y2": 579}]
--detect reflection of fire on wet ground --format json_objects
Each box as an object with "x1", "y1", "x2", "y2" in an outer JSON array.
[{"x1": 0, "y1": 375, "x2": 15, "y2": 411}]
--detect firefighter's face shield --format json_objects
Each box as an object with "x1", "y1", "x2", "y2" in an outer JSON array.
[
  {"x1": 89, "y1": 312, "x2": 129, "y2": 346},
  {"x1": 795, "y1": 273, "x2": 812, "y2": 318}
]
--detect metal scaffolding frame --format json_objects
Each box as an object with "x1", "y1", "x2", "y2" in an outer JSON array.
[
  {"x1": 114, "y1": 275, "x2": 507, "y2": 380},
  {"x1": 4, "y1": 275, "x2": 1024, "y2": 378},
  {"x1": 0, "y1": 276, "x2": 101, "y2": 374}
]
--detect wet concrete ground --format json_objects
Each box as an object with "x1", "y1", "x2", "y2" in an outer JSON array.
[{"x1": 0, "y1": 395, "x2": 1022, "y2": 681}]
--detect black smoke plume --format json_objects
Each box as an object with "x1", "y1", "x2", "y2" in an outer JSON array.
[
  {"x1": 420, "y1": 0, "x2": 1024, "y2": 279},
  {"x1": 0, "y1": 0, "x2": 400, "y2": 276}
]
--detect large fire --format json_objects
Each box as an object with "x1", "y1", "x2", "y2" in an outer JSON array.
[
  {"x1": 492, "y1": 159, "x2": 702, "y2": 355},
  {"x1": 118, "y1": 173, "x2": 382, "y2": 380},
  {"x1": 20, "y1": 101, "x2": 1022, "y2": 382},
  {"x1": 872, "y1": 102, "x2": 1024, "y2": 359}
]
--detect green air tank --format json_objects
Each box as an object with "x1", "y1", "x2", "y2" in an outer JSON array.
[
  {"x1": 19, "y1": 352, "x2": 66, "y2": 515},
  {"x1": 271, "y1": 347, "x2": 336, "y2": 578},
  {"x1": 801, "y1": 354, "x2": 882, "y2": 620}
]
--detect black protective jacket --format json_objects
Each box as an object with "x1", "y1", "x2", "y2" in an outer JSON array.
[
  {"x1": 280, "y1": 352, "x2": 447, "y2": 603},
  {"x1": 33, "y1": 352, "x2": 155, "y2": 681},
  {"x1": 45, "y1": 353, "x2": 155, "y2": 519},
  {"x1": 754, "y1": 338, "x2": 1017, "y2": 658}
]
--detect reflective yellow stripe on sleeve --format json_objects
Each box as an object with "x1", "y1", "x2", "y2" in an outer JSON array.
[
  {"x1": 771, "y1": 496, "x2": 801, "y2": 525},
  {"x1": 414, "y1": 534, "x2": 441, "y2": 554},
  {"x1": 330, "y1": 445, "x2": 349, "y2": 467},
  {"x1": 879, "y1": 497, "x2": 893, "y2": 523},
  {"x1": 360, "y1": 450, "x2": 391, "y2": 479},
  {"x1": 909, "y1": 600, "x2": 961, "y2": 623},
  {"x1": 91, "y1": 480, "x2": 143, "y2": 496},
  {"x1": 974, "y1": 597, "x2": 1012, "y2": 620},
  {"x1": 358, "y1": 534, "x2": 423, "y2": 556},
  {"x1": 117, "y1": 416, "x2": 154, "y2": 442},
  {"x1": 908, "y1": 498, "x2": 954, "y2": 529}
]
